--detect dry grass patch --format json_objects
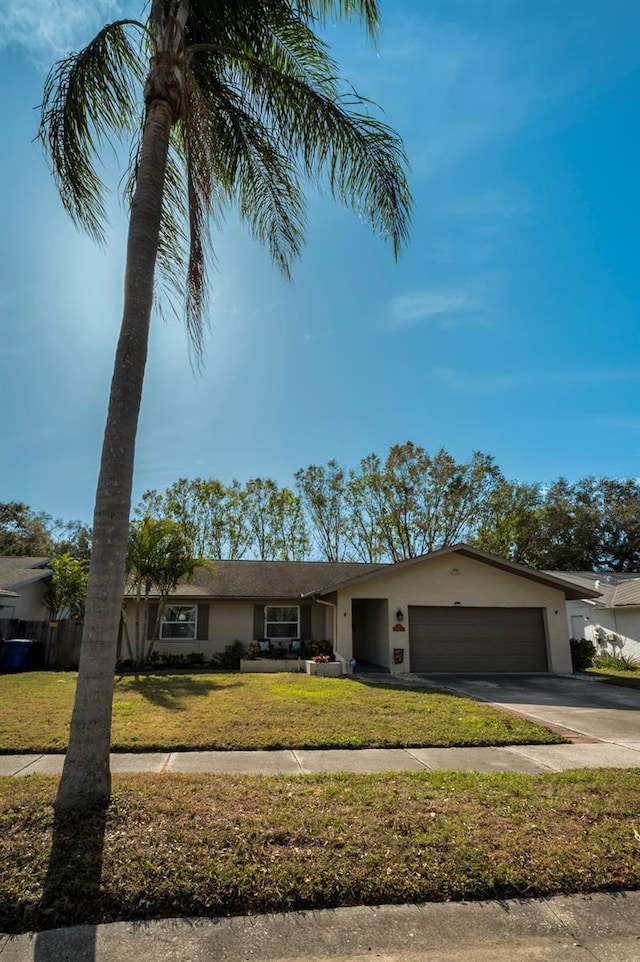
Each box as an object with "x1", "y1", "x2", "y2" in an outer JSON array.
[
  {"x1": 0, "y1": 672, "x2": 564, "y2": 753},
  {"x1": 1, "y1": 769, "x2": 639, "y2": 932}
]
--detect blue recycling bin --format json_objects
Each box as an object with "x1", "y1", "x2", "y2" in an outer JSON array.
[{"x1": 1, "y1": 639, "x2": 34, "y2": 672}]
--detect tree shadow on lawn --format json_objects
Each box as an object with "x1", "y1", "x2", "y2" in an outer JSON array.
[
  {"x1": 353, "y1": 676, "x2": 456, "y2": 698},
  {"x1": 34, "y1": 801, "x2": 108, "y2": 962},
  {"x1": 114, "y1": 673, "x2": 241, "y2": 711}
]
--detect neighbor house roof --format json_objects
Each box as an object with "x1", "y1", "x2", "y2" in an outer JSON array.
[
  {"x1": 0, "y1": 589, "x2": 20, "y2": 600},
  {"x1": 132, "y1": 559, "x2": 385, "y2": 600},
  {"x1": 302, "y1": 544, "x2": 600, "y2": 601},
  {"x1": 548, "y1": 570, "x2": 640, "y2": 608},
  {"x1": 0, "y1": 557, "x2": 52, "y2": 592}
]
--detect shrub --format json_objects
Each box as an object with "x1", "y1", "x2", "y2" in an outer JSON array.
[
  {"x1": 593, "y1": 651, "x2": 640, "y2": 671},
  {"x1": 569, "y1": 637, "x2": 596, "y2": 672},
  {"x1": 159, "y1": 652, "x2": 187, "y2": 667},
  {"x1": 219, "y1": 640, "x2": 244, "y2": 670},
  {"x1": 186, "y1": 651, "x2": 206, "y2": 666},
  {"x1": 311, "y1": 640, "x2": 333, "y2": 659}
]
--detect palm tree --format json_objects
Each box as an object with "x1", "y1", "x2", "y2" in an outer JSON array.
[
  {"x1": 40, "y1": 0, "x2": 411, "y2": 810},
  {"x1": 125, "y1": 516, "x2": 205, "y2": 666}
]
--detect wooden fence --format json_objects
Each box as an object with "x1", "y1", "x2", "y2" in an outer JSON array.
[{"x1": 0, "y1": 618, "x2": 83, "y2": 670}]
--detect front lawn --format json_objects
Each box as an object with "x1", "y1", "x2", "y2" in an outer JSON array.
[
  {"x1": 587, "y1": 667, "x2": 640, "y2": 690},
  {"x1": 1, "y1": 769, "x2": 639, "y2": 933},
  {"x1": 0, "y1": 671, "x2": 564, "y2": 752}
]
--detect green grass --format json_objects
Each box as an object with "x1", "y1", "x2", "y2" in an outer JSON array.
[
  {"x1": 587, "y1": 667, "x2": 640, "y2": 690},
  {"x1": 1, "y1": 769, "x2": 639, "y2": 933},
  {"x1": 0, "y1": 672, "x2": 565, "y2": 752}
]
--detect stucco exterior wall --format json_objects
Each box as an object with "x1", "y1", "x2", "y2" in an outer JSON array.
[
  {"x1": 566, "y1": 600, "x2": 640, "y2": 662},
  {"x1": 8, "y1": 580, "x2": 49, "y2": 622},
  {"x1": 335, "y1": 552, "x2": 572, "y2": 674},
  {"x1": 122, "y1": 597, "x2": 330, "y2": 660}
]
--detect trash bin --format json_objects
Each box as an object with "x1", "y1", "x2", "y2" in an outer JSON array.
[{"x1": 1, "y1": 639, "x2": 34, "y2": 673}]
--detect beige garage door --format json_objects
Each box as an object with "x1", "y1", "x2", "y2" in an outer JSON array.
[{"x1": 408, "y1": 606, "x2": 548, "y2": 672}]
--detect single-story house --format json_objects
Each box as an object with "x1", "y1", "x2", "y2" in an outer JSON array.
[
  {"x1": 0, "y1": 557, "x2": 52, "y2": 623},
  {"x1": 553, "y1": 571, "x2": 640, "y2": 663},
  {"x1": 125, "y1": 544, "x2": 595, "y2": 674}
]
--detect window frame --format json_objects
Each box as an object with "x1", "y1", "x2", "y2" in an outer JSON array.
[
  {"x1": 159, "y1": 604, "x2": 198, "y2": 641},
  {"x1": 264, "y1": 605, "x2": 300, "y2": 642}
]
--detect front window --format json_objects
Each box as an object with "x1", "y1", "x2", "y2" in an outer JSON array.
[
  {"x1": 265, "y1": 606, "x2": 299, "y2": 641},
  {"x1": 160, "y1": 605, "x2": 197, "y2": 640}
]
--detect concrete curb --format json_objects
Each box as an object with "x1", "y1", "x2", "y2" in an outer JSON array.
[{"x1": 2, "y1": 892, "x2": 640, "y2": 962}]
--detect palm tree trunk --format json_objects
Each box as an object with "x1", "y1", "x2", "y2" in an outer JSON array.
[{"x1": 55, "y1": 91, "x2": 176, "y2": 811}]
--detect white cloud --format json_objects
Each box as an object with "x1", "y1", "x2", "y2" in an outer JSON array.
[
  {"x1": 388, "y1": 290, "x2": 490, "y2": 330},
  {"x1": 0, "y1": 0, "x2": 124, "y2": 64}
]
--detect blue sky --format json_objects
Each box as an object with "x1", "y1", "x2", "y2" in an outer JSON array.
[{"x1": 1, "y1": 0, "x2": 639, "y2": 526}]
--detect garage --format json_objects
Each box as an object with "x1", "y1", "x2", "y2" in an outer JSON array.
[{"x1": 408, "y1": 605, "x2": 548, "y2": 672}]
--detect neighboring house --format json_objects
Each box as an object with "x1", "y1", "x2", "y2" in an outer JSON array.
[
  {"x1": 553, "y1": 571, "x2": 640, "y2": 663},
  {"x1": 125, "y1": 544, "x2": 594, "y2": 674},
  {"x1": 0, "y1": 557, "x2": 52, "y2": 623}
]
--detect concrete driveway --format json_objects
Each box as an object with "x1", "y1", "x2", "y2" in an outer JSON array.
[{"x1": 434, "y1": 673, "x2": 640, "y2": 744}]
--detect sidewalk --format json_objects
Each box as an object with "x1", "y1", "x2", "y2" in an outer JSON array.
[
  {"x1": 2, "y1": 891, "x2": 640, "y2": 961},
  {"x1": 2, "y1": 739, "x2": 640, "y2": 777}
]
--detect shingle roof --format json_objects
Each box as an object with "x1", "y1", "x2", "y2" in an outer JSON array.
[
  {"x1": 138, "y1": 549, "x2": 598, "y2": 602},
  {"x1": 0, "y1": 557, "x2": 52, "y2": 591},
  {"x1": 133, "y1": 560, "x2": 385, "y2": 600},
  {"x1": 548, "y1": 570, "x2": 640, "y2": 607}
]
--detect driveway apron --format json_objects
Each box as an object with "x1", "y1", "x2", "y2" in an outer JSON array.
[{"x1": 431, "y1": 673, "x2": 640, "y2": 744}]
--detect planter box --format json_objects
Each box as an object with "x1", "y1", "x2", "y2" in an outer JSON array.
[
  {"x1": 305, "y1": 659, "x2": 343, "y2": 678},
  {"x1": 240, "y1": 658, "x2": 303, "y2": 673}
]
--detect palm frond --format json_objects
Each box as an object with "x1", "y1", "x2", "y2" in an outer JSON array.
[
  {"x1": 201, "y1": 77, "x2": 306, "y2": 275},
  {"x1": 186, "y1": 0, "x2": 380, "y2": 42},
  {"x1": 168, "y1": 68, "x2": 307, "y2": 359},
  {"x1": 39, "y1": 20, "x2": 146, "y2": 242},
  {"x1": 190, "y1": 37, "x2": 411, "y2": 258}
]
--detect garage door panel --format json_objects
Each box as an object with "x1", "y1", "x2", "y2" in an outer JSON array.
[{"x1": 408, "y1": 606, "x2": 548, "y2": 672}]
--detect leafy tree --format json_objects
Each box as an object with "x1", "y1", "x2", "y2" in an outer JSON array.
[
  {"x1": 473, "y1": 480, "x2": 544, "y2": 566},
  {"x1": 344, "y1": 458, "x2": 386, "y2": 563},
  {"x1": 40, "y1": 0, "x2": 409, "y2": 809},
  {"x1": 596, "y1": 478, "x2": 640, "y2": 572},
  {"x1": 295, "y1": 460, "x2": 348, "y2": 561},
  {"x1": 50, "y1": 520, "x2": 93, "y2": 561},
  {"x1": 344, "y1": 444, "x2": 501, "y2": 562},
  {"x1": 133, "y1": 489, "x2": 166, "y2": 521},
  {"x1": 164, "y1": 477, "x2": 249, "y2": 558},
  {"x1": 0, "y1": 503, "x2": 91, "y2": 560},
  {"x1": 43, "y1": 554, "x2": 88, "y2": 622},
  {"x1": 0, "y1": 502, "x2": 55, "y2": 556},
  {"x1": 135, "y1": 478, "x2": 251, "y2": 558},
  {"x1": 243, "y1": 478, "x2": 309, "y2": 559},
  {"x1": 125, "y1": 517, "x2": 203, "y2": 667},
  {"x1": 536, "y1": 478, "x2": 602, "y2": 571}
]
